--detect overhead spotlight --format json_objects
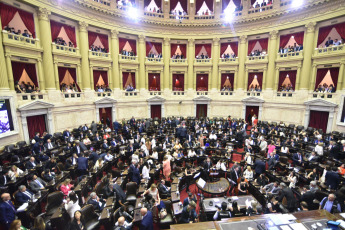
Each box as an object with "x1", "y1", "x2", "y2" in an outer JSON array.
[
  {"x1": 291, "y1": 0, "x2": 303, "y2": 8},
  {"x1": 127, "y1": 7, "x2": 138, "y2": 20}
]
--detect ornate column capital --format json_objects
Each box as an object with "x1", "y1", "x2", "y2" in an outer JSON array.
[
  {"x1": 213, "y1": 37, "x2": 220, "y2": 45},
  {"x1": 275, "y1": 67, "x2": 280, "y2": 70},
  {"x1": 5, "y1": 54, "x2": 11, "y2": 58},
  {"x1": 38, "y1": 8, "x2": 50, "y2": 21},
  {"x1": 188, "y1": 38, "x2": 194, "y2": 46},
  {"x1": 312, "y1": 64, "x2": 317, "y2": 67},
  {"x1": 269, "y1": 30, "x2": 279, "y2": 40},
  {"x1": 305, "y1": 22, "x2": 317, "y2": 33},
  {"x1": 240, "y1": 35, "x2": 247, "y2": 44},
  {"x1": 77, "y1": 63, "x2": 81, "y2": 67},
  {"x1": 37, "y1": 58, "x2": 42, "y2": 63},
  {"x1": 111, "y1": 29, "x2": 119, "y2": 39},
  {"x1": 79, "y1": 21, "x2": 88, "y2": 32},
  {"x1": 139, "y1": 34, "x2": 146, "y2": 43},
  {"x1": 164, "y1": 37, "x2": 170, "y2": 46}
]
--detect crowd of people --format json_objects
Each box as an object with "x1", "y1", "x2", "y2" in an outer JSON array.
[
  {"x1": 170, "y1": 10, "x2": 188, "y2": 16},
  {"x1": 90, "y1": 45, "x2": 108, "y2": 53},
  {"x1": 196, "y1": 53, "x2": 210, "y2": 59},
  {"x1": 315, "y1": 83, "x2": 336, "y2": 93},
  {"x1": 323, "y1": 37, "x2": 344, "y2": 48},
  {"x1": 171, "y1": 54, "x2": 185, "y2": 59},
  {"x1": 3, "y1": 26, "x2": 32, "y2": 38},
  {"x1": 278, "y1": 83, "x2": 294, "y2": 92},
  {"x1": 221, "y1": 53, "x2": 237, "y2": 59},
  {"x1": 248, "y1": 85, "x2": 262, "y2": 91},
  {"x1": 248, "y1": 49, "x2": 267, "y2": 57},
  {"x1": 15, "y1": 81, "x2": 39, "y2": 94},
  {"x1": 124, "y1": 84, "x2": 135, "y2": 91},
  {"x1": 251, "y1": 0, "x2": 273, "y2": 8},
  {"x1": 121, "y1": 49, "x2": 135, "y2": 56},
  {"x1": 95, "y1": 85, "x2": 112, "y2": 92},
  {"x1": 60, "y1": 83, "x2": 79, "y2": 93},
  {"x1": 221, "y1": 86, "x2": 233, "y2": 91},
  {"x1": 145, "y1": 7, "x2": 162, "y2": 13},
  {"x1": 147, "y1": 52, "x2": 162, "y2": 59},
  {"x1": 53, "y1": 37, "x2": 74, "y2": 48},
  {"x1": 279, "y1": 43, "x2": 303, "y2": 54},
  {"x1": 197, "y1": 10, "x2": 213, "y2": 16}
]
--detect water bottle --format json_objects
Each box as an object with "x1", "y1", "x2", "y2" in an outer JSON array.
[
  {"x1": 52, "y1": 178, "x2": 55, "y2": 184},
  {"x1": 61, "y1": 171, "x2": 64, "y2": 177},
  {"x1": 38, "y1": 190, "x2": 41, "y2": 197},
  {"x1": 0, "y1": 165, "x2": 2, "y2": 172},
  {"x1": 107, "y1": 208, "x2": 110, "y2": 217},
  {"x1": 89, "y1": 172, "x2": 91, "y2": 177},
  {"x1": 25, "y1": 169, "x2": 28, "y2": 175}
]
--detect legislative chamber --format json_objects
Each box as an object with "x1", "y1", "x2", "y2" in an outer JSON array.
[{"x1": 1, "y1": 0, "x2": 345, "y2": 229}]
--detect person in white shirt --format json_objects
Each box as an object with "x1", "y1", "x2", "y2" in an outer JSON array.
[
  {"x1": 65, "y1": 192, "x2": 81, "y2": 219},
  {"x1": 8, "y1": 165, "x2": 23, "y2": 180},
  {"x1": 243, "y1": 166, "x2": 254, "y2": 181},
  {"x1": 94, "y1": 158, "x2": 104, "y2": 170},
  {"x1": 259, "y1": 138, "x2": 267, "y2": 153},
  {"x1": 244, "y1": 152, "x2": 252, "y2": 165},
  {"x1": 151, "y1": 149, "x2": 159, "y2": 160},
  {"x1": 142, "y1": 162, "x2": 150, "y2": 179},
  {"x1": 281, "y1": 145, "x2": 289, "y2": 154},
  {"x1": 104, "y1": 152, "x2": 114, "y2": 162},
  {"x1": 209, "y1": 132, "x2": 217, "y2": 140},
  {"x1": 314, "y1": 142, "x2": 324, "y2": 156},
  {"x1": 132, "y1": 151, "x2": 139, "y2": 163},
  {"x1": 287, "y1": 171, "x2": 297, "y2": 188},
  {"x1": 115, "y1": 216, "x2": 133, "y2": 230},
  {"x1": 188, "y1": 149, "x2": 196, "y2": 158}
]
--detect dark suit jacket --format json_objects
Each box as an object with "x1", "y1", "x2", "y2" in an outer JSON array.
[
  {"x1": 29, "y1": 178, "x2": 47, "y2": 193},
  {"x1": 0, "y1": 175, "x2": 10, "y2": 187},
  {"x1": 325, "y1": 171, "x2": 340, "y2": 190},
  {"x1": 254, "y1": 160, "x2": 266, "y2": 174},
  {"x1": 301, "y1": 191, "x2": 315, "y2": 209},
  {"x1": 26, "y1": 161, "x2": 38, "y2": 169},
  {"x1": 87, "y1": 199, "x2": 103, "y2": 212},
  {"x1": 103, "y1": 186, "x2": 114, "y2": 199},
  {"x1": 0, "y1": 201, "x2": 16, "y2": 226},
  {"x1": 140, "y1": 211, "x2": 153, "y2": 230},
  {"x1": 77, "y1": 157, "x2": 88, "y2": 170},
  {"x1": 158, "y1": 183, "x2": 170, "y2": 195},
  {"x1": 114, "y1": 184, "x2": 126, "y2": 203},
  {"x1": 277, "y1": 187, "x2": 296, "y2": 210},
  {"x1": 292, "y1": 153, "x2": 303, "y2": 165},
  {"x1": 203, "y1": 161, "x2": 212, "y2": 172},
  {"x1": 89, "y1": 152, "x2": 100, "y2": 164},
  {"x1": 183, "y1": 197, "x2": 196, "y2": 207},
  {"x1": 15, "y1": 190, "x2": 34, "y2": 205}
]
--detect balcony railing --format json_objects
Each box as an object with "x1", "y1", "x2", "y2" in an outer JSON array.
[
  {"x1": 52, "y1": 43, "x2": 78, "y2": 54},
  {"x1": 194, "y1": 58, "x2": 212, "y2": 64},
  {"x1": 220, "y1": 10, "x2": 242, "y2": 18},
  {"x1": 280, "y1": 0, "x2": 292, "y2": 7},
  {"x1": 194, "y1": 15, "x2": 215, "y2": 20},
  {"x1": 172, "y1": 91, "x2": 185, "y2": 96},
  {"x1": 170, "y1": 58, "x2": 187, "y2": 64},
  {"x1": 196, "y1": 91, "x2": 208, "y2": 96},
  {"x1": 62, "y1": 92, "x2": 82, "y2": 99},
  {"x1": 220, "y1": 91, "x2": 234, "y2": 96},
  {"x1": 169, "y1": 14, "x2": 189, "y2": 20},
  {"x1": 246, "y1": 91, "x2": 262, "y2": 96},
  {"x1": 123, "y1": 91, "x2": 139, "y2": 97},
  {"x1": 119, "y1": 54, "x2": 138, "y2": 61},
  {"x1": 17, "y1": 93, "x2": 45, "y2": 101},
  {"x1": 310, "y1": 92, "x2": 336, "y2": 99},
  {"x1": 92, "y1": 0, "x2": 111, "y2": 6},
  {"x1": 149, "y1": 91, "x2": 162, "y2": 96},
  {"x1": 247, "y1": 55, "x2": 268, "y2": 62},
  {"x1": 2, "y1": 31, "x2": 40, "y2": 47},
  {"x1": 248, "y1": 4, "x2": 273, "y2": 14},
  {"x1": 116, "y1": 4, "x2": 134, "y2": 12},
  {"x1": 144, "y1": 11, "x2": 164, "y2": 18},
  {"x1": 276, "y1": 91, "x2": 294, "y2": 97},
  {"x1": 314, "y1": 45, "x2": 344, "y2": 56},
  {"x1": 96, "y1": 92, "x2": 112, "y2": 97},
  {"x1": 89, "y1": 50, "x2": 110, "y2": 58},
  {"x1": 277, "y1": 51, "x2": 303, "y2": 59},
  {"x1": 146, "y1": 57, "x2": 163, "y2": 62},
  {"x1": 219, "y1": 57, "x2": 238, "y2": 63}
]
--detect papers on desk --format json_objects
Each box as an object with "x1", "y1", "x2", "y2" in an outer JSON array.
[
  {"x1": 340, "y1": 213, "x2": 345, "y2": 219},
  {"x1": 289, "y1": 223, "x2": 308, "y2": 230},
  {"x1": 269, "y1": 214, "x2": 296, "y2": 225},
  {"x1": 197, "y1": 178, "x2": 206, "y2": 188},
  {"x1": 231, "y1": 196, "x2": 238, "y2": 201},
  {"x1": 280, "y1": 225, "x2": 292, "y2": 230},
  {"x1": 214, "y1": 198, "x2": 220, "y2": 203},
  {"x1": 17, "y1": 202, "x2": 29, "y2": 212}
]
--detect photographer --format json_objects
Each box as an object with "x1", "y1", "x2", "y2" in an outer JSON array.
[{"x1": 213, "y1": 202, "x2": 231, "y2": 220}]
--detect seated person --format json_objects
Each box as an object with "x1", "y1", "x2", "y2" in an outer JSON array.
[
  {"x1": 213, "y1": 201, "x2": 231, "y2": 220},
  {"x1": 29, "y1": 174, "x2": 46, "y2": 193},
  {"x1": 65, "y1": 192, "x2": 81, "y2": 219},
  {"x1": 115, "y1": 216, "x2": 133, "y2": 230},
  {"x1": 15, "y1": 185, "x2": 34, "y2": 205},
  {"x1": 183, "y1": 192, "x2": 197, "y2": 207},
  {"x1": 179, "y1": 201, "x2": 197, "y2": 223},
  {"x1": 158, "y1": 179, "x2": 171, "y2": 197},
  {"x1": 87, "y1": 192, "x2": 106, "y2": 212},
  {"x1": 60, "y1": 178, "x2": 74, "y2": 196}
]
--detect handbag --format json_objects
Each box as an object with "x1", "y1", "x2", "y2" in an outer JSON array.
[{"x1": 160, "y1": 208, "x2": 167, "y2": 219}]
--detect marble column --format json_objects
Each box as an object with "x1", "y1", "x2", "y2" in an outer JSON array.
[
  {"x1": 266, "y1": 30, "x2": 278, "y2": 90},
  {"x1": 237, "y1": 35, "x2": 247, "y2": 90},
  {"x1": 300, "y1": 22, "x2": 316, "y2": 90},
  {"x1": 0, "y1": 19, "x2": 9, "y2": 90},
  {"x1": 163, "y1": 37, "x2": 170, "y2": 90},
  {"x1": 111, "y1": 30, "x2": 120, "y2": 90},
  {"x1": 78, "y1": 21, "x2": 91, "y2": 90},
  {"x1": 187, "y1": 38, "x2": 195, "y2": 90},
  {"x1": 138, "y1": 34, "x2": 146, "y2": 90},
  {"x1": 211, "y1": 37, "x2": 220, "y2": 90}
]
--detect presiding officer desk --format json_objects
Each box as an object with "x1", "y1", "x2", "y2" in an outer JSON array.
[{"x1": 170, "y1": 210, "x2": 340, "y2": 230}]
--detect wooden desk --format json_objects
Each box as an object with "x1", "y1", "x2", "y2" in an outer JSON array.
[
  {"x1": 196, "y1": 178, "x2": 230, "y2": 196},
  {"x1": 170, "y1": 221, "x2": 216, "y2": 230},
  {"x1": 203, "y1": 195, "x2": 261, "y2": 213},
  {"x1": 105, "y1": 197, "x2": 114, "y2": 207}
]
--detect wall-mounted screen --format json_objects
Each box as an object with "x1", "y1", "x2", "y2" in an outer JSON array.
[{"x1": 0, "y1": 99, "x2": 14, "y2": 134}]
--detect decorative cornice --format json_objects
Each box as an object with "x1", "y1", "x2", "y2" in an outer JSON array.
[
  {"x1": 38, "y1": 8, "x2": 50, "y2": 21},
  {"x1": 305, "y1": 22, "x2": 317, "y2": 33},
  {"x1": 79, "y1": 21, "x2": 88, "y2": 32},
  {"x1": 269, "y1": 30, "x2": 278, "y2": 40}
]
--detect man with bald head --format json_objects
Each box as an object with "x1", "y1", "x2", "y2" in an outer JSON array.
[
  {"x1": 0, "y1": 193, "x2": 16, "y2": 229},
  {"x1": 139, "y1": 207, "x2": 153, "y2": 230},
  {"x1": 115, "y1": 216, "x2": 133, "y2": 230}
]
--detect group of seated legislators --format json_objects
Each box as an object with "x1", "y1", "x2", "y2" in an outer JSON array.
[
  {"x1": 315, "y1": 83, "x2": 336, "y2": 93},
  {"x1": 2, "y1": 115, "x2": 345, "y2": 230},
  {"x1": 3, "y1": 26, "x2": 32, "y2": 38},
  {"x1": 60, "y1": 83, "x2": 80, "y2": 93},
  {"x1": 95, "y1": 85, "x2": 112, "y2": 93},
  {"x1": 248, "y1": 49, "x2": 267, "y2": 57},
  {"x1": 15, "y1": 81, "x2": 40, "y2": 94},
  {"x1": 278, "y1": 43, "x2": 303, "y2": 54},
  {"x1": 278, "y1": 84, "x2": 294, "y2": 92},
  {"x1": 90, "y1": 45, "x2": 108, "y2": 53}
]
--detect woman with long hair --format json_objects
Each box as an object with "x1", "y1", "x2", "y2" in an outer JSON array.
[
  {"x1": 9, "y1": 220, "x2": 27, "y2": 230},
  {"x1": 69, "y1": 210, "x2": 85, "y2": 230},
  {"x1": 162, "y1": 155, "x2": 171, "y2": 180},
  {"x1": 31, "y1": 216, "x2": 45, "y2": 230}
]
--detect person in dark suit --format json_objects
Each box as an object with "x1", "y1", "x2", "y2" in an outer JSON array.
[
  {"x1": 0, "y1": 193, "x2": 16, "y2": 229},
  {"x1": 26, "y1": 157, "x2": 38, "y2": 170},
  {"x1": 158, "y1": 179, "x2": 171, "y2": 197},
  {"x1": 73, "y1": 141, "x2": 83, "y2": 156},
  {"x1": 300, "y1": 186, "x2": 316, "y2": 210},
  {"x1": 113, "y1": 179, "x2": 126, "y2": 204},
  {"x1": 326, "y1": 167, "x2": 340, "y2": 190},
  {"x1": 277, "y1": 183, "x2": 296, "y2": 212},
  {"x1": 29, "y1": 174, "x2": 47, "y2": 193},
  {"x1": 292, "y1": 152, "x2": 303, "y2": 166},
  {"x1": 254, "y1": 159, "x2": 266, "y2": 177},
  {"x1": 113, "y1": 120, "x2": 121, "y2": 133},
  {"x1": 44, "y1": 139, "x2": 56, "y2": 151},
  {"x1": 202, "y1": 157, "x2": 212, "y2": 181},
  {"x1": 229, "y1": 166, "x2": 240, "y2": 195},
  {"x1": 93, "y1": 133, "x2": 102, "y2": 142},
  {"x1": 77, "y1": 153, "x2": 88, "y2": 176},
  {"x1": 33, "y1": 132, "x2": 42, "y2": 143},
  {"x1": 90, "y1": 121, "x2": 97, "y2": 134},
  {"x1": 87, "y1": 192, "x2": 105, "y2": 212},
  {"x1": 63, "y1": 129, "x2": 70, "y2": 140},
  {"x1": 15, "y1": 185, "x2": 34, "y2": 205},
  {"x1": 102, "y1": 140, "x2": 110, "y2": 150},
  {"x1": 325, "y1": 37, "x2": 333, "y2": 47},
  {"x1": 32, "y1": 141, "x2": 44, "y2": 155},
  {"x1": 183, "y1": 192, "x2": 197, "y2": 207},
  {"x1": 88, "y1": 150, "x2": 100, "y2": 164},
  {"x1": 179, "y1": 201, "x2": 197, "y2": 223},
  {"x1": 103, "y1": 183, "x2": 115, "y2": 199},
  {"x1": 329, "y1": 141, "x2": 340, "y2": 160},
  {"x1": 130, "y1": 163, "x2": 141, "y2": 185},
  {"x1": 139, "y1": 208, "x2": 153, "y2": 230},
  {"x1": 0, "y1": 170, "x2": 10, "y2": 188},
  {"x1": 130, "y1": 116, "x2": 136, "y2": 126}
]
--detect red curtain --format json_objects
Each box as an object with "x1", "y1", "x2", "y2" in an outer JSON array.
[
  {"x1": 151, "y1": 105, "x2": 162, "y2": 119},
  {"x1": 122, "y1": 72, "x2": 136, "y2": 89},
  {"x1": 0, "y1": 3, "x2": 35, "y2": 37},
  {"x1": 334, "y1": 22, "x2": 345, "y2": 41},
  {"x1": 93, "y1": 70, "x2": 108, "y2": 89},
  {"x1": 246, "y1": 106, "x2": 259, "y2": 123},
  {"x1": 88, "y1": 32, "x2": 109, "y2": 51},
  {"x1": 251, "y1": 0, "x2": 256, "y2": 5},
  {"x1": 99, "y1": 107, "x2": 113, "y2": 128},
  {"x1": 27, "y1": 115, "x2": 46, "y2": 139},
  {"x1": 222, "y1": 0, "x2": 230, "y2": 12},
  {"x1": 173, "y1": 74, "x2": 184, "y2": 91},
  {"x1": 171, "y1": 44, "x2": 187, "y2": 57},
  {"x1": 119, "y1": 38, "x2": 137, "y2": 55},
  {"x1": 146, "y1": 42, "x2": 162, "y2": 56},
  {"x1": 247, "y1": 38, "x2": 268, "y2": 55},
  {"x1": 330, "y1": 67, "x2": 339, "y2": 91},
  {"x1": 58, "y1": 67, "x2": 80, "y2": 91},
  {"x1": 195, "y1": 44, "x2": 212, "y2": 57},
  {"x1": 279, "y1": 32, "x2": 304, "y2": 48},
  {"x1": 88, "y1": 31, "x2": 98, "y2": 48},
  {"x1": 148, "y1": 73, "x2": 161, "y2": 91},
  {"x1": 205, "y1": 0, "x2": 213, "y2": 11},
  {"x1": 155, "y1": 0, "x2": 162, "y2": 9},
  {"x1": 317, "y1": 25, "x2": 334, "y2": 46},
  {"x1": 220, "y1": 73, "x2": 234, "y2": 90},
  {"x1": 64, "y1": 24, "x2": 77, "y2": 47},
  {"x1": 220, "y1": 42, "x2": 238, "y2": 56},
  {"x1": 196, "y1": 0, "x2": 213, "y2": 14},
  {"x1": 144, "y1": 0, "x2": 151, "y2": 8},
  {"x1": 170, "y1": 0, "x2": 188, "y2": 12},
  {"x1": 50, "y1": 21, "x2": 77, "y2": 47},
  {"x1": 247, "y1": 72, "x2": 263, "y2": 90},
  {"x1": 314, "y1": 68, "x2": 330, "y2": 91},
  {"x1": 196, "y1": 74, "x2": 208, "y2": 91},
  {"x1": 278, "y1": 70, "x2": 297, "y2": 90},
  {"x1": 11, "y1": 61, "x2": 38, "y2": 87},
  {"x1": 196, "y1": 104, "x2": 207, "y2": 118},
  {"x1": 309, "y1": 110, "x2": 329, "y2": 133}
]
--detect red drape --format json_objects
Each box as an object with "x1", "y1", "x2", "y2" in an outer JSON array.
[
  {"x1": 220, "y1": 73, "x2": 234, "y2": 90},
  {"x1": 247, "y1": 72, "x2": 263, "y2": 90},
  {"x1": 251, "y1": 0, "x2": 256, "y2": 5},
  {"x1": 220, "y1": 42, "x2": 238, "y2": 56},
  {"x1": 88, "y1": 31, "x2": 109, "y2": 51},
  {"x1": 195, "y1": 44, "x2": 212, "y2": 57},
  {"x1": 171, "y1": 44, "x2": 186, "y2": 57},
  {"x1": 27, "y1": 115, "x2": 46, "y2": 139},
  {"x1": 122, "y1": 72, "x2": 136, "y2": 89},
  {"x1": 279, "y1": 32, "x2": 304, "y2": 48},
  {"x1": 151, "y1": 105, "x2": 162, "y2": 119},
  {"x1": 50, "y1": 21, "x2": 77, "y2": 47},
  {"x1": 170, "y1": 0, "x2": 188, "y2": 12},
  {"x1": 99, "y1": 107, "x2": 112, "y2": 128},
  {"x1": 247, "y1": 38, "x2": 268, "y2": 55},
  {"x1": 146, "y1": 42, "x2": 162, "y2": 56},
  {"x1": 196, "y1": 74, "x2": 208, "y2": 91},
  {"x1": 58, "y1": 67, "x2": 80, "y2": 91},
  {"x1": 246, "y1": 106, "x2": 259, "y2": 123},
  {"x1": 144, "y1": 0, "x2": 151, "y2": 8},
  {"x1": 196, "y1": 104, "x2": 207, "y2": 118},
  {"x1": 314, "y1": 68, "x2": 331, "y2": 91},
  {"x1": 196, "y1": 0, "x2": 213, "y2": 14},
  {"x1": 309, "y1": 110, "x2": 329, "y2": 133},
  {"x1": 93, "y1": 70, "x2": 108, "y2": 89},
  {"x1": 330, "y1": 67, "x2": 339, "y2": 91},
  {"x1": 119, "y1": 38, "x2": 137, "y2": 55},
  {"x1": 11, "y1": 61, "x2": 38, "y2": 87},
  {"x1": 278, "y1": 70, "x2": 297, "y2": 90},
  {"x1": 148, "y1": 73, "x2": 161, "y2": 91},
  {"x1": 0, "y1": 3, "x2": 36, "y2": 38},
  {"x1": 172, "y1": 74, "x2": 184, "y2": 91},
  {"x1": 317, "y1": 22, "x2": 345, "y2": 46}
]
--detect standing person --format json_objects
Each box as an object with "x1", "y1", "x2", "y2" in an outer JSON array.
[
  {"x1": 0, "y1": 193, "x2": 16, "y2": 230},
  {"x1": 184, "y1": 165, "x2": 193, "y2": 192},
  {"x1": 139, "y1": 208, "x2": 153, "y2": 230},
  {"x1": 162, "y1": 155, "x2": 171, "y2": 180}
]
